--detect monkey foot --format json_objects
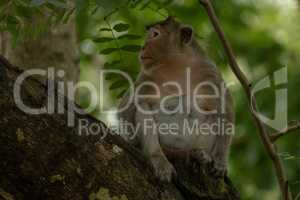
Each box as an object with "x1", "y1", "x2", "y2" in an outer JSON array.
[
  {"x1": 208, "y1": 161, "x2": 227, "y2": 178},
  {"x1": 191, "y1": 150, "x2": 227, "y2": 178},
  {"x1": 150, "y1": 156, "x2": 177, "y2": 182},
  {"x1": 191, "y1": 149, "x2": 212, "y2": 164}
]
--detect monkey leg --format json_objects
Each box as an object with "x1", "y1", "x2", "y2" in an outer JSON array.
[
  {"x1": 209, "y1": 133, "x2": 232, "y2": 178},
  {"x1": 136, "y1": 102, "x2": 176, "y2": 182}
]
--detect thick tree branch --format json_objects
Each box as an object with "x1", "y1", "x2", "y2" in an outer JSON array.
[
  {"x1": 0, "y1": 55, "x2": 147, "y2": 166},
  {"x1": 198, "y1": 0, "x2": 292, "y2": 199},
  {"x1": 0, "y1": 55, "x2": 240, "y2": 200},
  {"x1": 271, "y1": 121, "x2": 300, "y2": 142}
]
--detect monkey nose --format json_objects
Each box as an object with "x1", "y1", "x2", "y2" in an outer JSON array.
[{"x1": 142, "y1": 42, "x2": 149, "y2": 50}]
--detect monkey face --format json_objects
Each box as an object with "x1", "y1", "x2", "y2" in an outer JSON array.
[
  {"x1": 139, "y1": 27, "x2": 168, "y2": 67},
  {"x1": 139, "y1": 17, "x2": 194, "y2": 68}
]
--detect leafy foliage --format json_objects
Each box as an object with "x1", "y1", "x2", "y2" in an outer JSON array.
[
  {"x1": 76, "y1": 0, "x2": 300, "y2": 198},
  {"x1": 0, "y1": 0, "x2": 74, "y2": 45},
  {"x1": 113, "y1": 23, "x2": 130, "y2": 32},
  {"x1": 1, "y1": 0, "x2": 300, "y2": 199}
]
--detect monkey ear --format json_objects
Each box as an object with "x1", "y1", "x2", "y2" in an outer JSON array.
[
  {"x1": 166, "y1": 16, "x2": 175, "y2": 22},
  {"x1": 180, "y1": 26, "x2": 193, "y2": 44}
]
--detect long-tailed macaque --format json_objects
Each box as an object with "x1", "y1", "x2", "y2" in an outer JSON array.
[{"x1": 118, "y1": 17, "x2": 234, "y2": 182}]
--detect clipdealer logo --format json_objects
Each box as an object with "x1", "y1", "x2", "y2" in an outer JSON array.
[{"x1": 12, "y1": 66, "x2": 288, "y2": 136}]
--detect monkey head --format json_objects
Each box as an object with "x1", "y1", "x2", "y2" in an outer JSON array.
[{"x1": 139, "y1": 16, "x2": 194, "y2": 68}]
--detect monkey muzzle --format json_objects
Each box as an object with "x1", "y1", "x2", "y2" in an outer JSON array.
[{"x1": 139, "y1": 55, "x2": 154, "y2": 67}]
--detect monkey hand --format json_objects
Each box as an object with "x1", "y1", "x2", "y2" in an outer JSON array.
[
  {"x1": 192, "y1": 149, "x2": 212, "y2": 164},
  {"x1": 192, "y1": 150, "x2": 227, "y2": 178},
  {"x1": 150, "y1": 155, "x2": 177, "y2": 182},
  {"x1": 209, "y1": 160, "x2": 227, "y2": 178}
]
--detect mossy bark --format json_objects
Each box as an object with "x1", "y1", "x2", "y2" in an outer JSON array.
[{"x1": 0, "y1": 56, "x2": 240, "y2": 200}]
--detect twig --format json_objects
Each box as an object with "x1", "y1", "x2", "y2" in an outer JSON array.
[
  {"x1": 271, "y1": 121, "x2": 300, "y2": 142},
  {"x1": 104, "y1": 18, "x2": 123, "y2": 62},
  {"x1": 198, "y1": 0, "x2": 292, "y2": 199}
]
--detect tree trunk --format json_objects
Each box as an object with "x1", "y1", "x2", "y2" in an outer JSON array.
[{"x1": 0, "y1": 56, "x2": 240, "y2": 200}]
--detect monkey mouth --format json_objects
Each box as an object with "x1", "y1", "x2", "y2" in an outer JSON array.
[
  {"x1": 140, "y1": 56, "x2": 153, "y2": 60},
  {"x1": 140, "y1": 56, "x2": 154, "y2": 66}
]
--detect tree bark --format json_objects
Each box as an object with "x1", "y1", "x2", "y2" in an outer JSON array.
[{"x1": 0, "y1": 56, "x2": 240, "y2": 200}]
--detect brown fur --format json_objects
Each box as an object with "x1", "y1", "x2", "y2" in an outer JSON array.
[{"x1": 118, "y1": 17, "x2": 234, "y2": 181}]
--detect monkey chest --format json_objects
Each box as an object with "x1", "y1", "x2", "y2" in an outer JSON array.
[{"x1": 152, "y1": 95, "x2": 210, "y2": 148}]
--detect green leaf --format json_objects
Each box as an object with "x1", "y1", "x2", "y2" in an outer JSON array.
[
  {"x1": 120, "y1": 45, "x2": 141, "y2": 52},
  {"x1": 30, "y1": 0, "x2": 46, "y2": 6},
  {"x1": 140, "y1": 1, "x2": 151, "y2": 10},
  {"x1": 153, "y1": 0, "x2": 174, "y2": 9},
  {"x1": 91, "y1": 6, "x2": 99, "y2": 15},
  {"x1": 100, "y1": 48, "x2": 118, "y2": 55},
  {"x1": 118, "y1": 34, "x2": 141, "y2": 40},
  {"x1": 163, "y1": 0, "x2": 175, "y2": 6},
  {"x1": 124, "y1": 69, "x2": 139, "y2": 76},
  {"x1": 104, "y1": 60, "x2": 121, "y2": 69},
  {"x1": 117, "y1": 89, "x2": 127, "y2": 99},
  {"x1": 62, "y1": 8, "x2": 75, "y2": 23},
  {"x1": 6, "y1": 16, "x2": 19, "y2": 25},
  {"x1": 75, "y1": 0, "x2": 88, "y2": 11},
  {"x1": 15, "y1": 5, "x2": 32, "y2": 19},
  {"x1": 93, "y1": 37, "x2": 114, "y2": 43},
  {"x1": 129, "y1": 0, "x2": 143, "y2": 8},
  {"x1": 113, "y1": 23, "x2": 130, "y2": 32},
  {"x1": 105, "y1": 73, "x2": 121, "y2": 80},
  {"x1": 54, "y1": 10, "x2": 66, "y2": 24},
  {"x1": 95, "y1": 0, "x2": 113, "y2": 9},
  {"x1": 15, "y1": 0, "x2": 29, "y2": 7},
  {"x1": 48, "y1": 0, "x2": 67, "y2": 8},
  {"x1": 99, "y1": 28, "x2": 111, "y2": 32},
  {"x1": 8, "y1": 26, "x2": 20, "y2": 48},
  {"x1": 284, "y1": 156, "x2": 296, "y2": 160},
  {"x1": 95, "y1": 0, "x2": 122, "y2": 10},
  {"x1": 109, "y1": 80, "x2": 127, "y2": 90}
]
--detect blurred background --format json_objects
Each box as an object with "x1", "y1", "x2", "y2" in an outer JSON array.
[{"x1": 0, "y1": 0, "x2": 299, "y2": 199}]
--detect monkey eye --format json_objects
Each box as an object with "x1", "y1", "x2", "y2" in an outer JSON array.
[{"x1": 151, "y1": 30, "x2": 160, "y2": 38}]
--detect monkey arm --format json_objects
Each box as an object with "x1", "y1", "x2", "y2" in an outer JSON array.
[
  {"x1": 117, "y1": 89, "x2": 138, "y2": 145},
  {"x1": 117, "y1": 72, "x2": 147, "y2": 145},
  {"x1": 135, "y1": 101, "x2": 176, "y2": 182}
]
